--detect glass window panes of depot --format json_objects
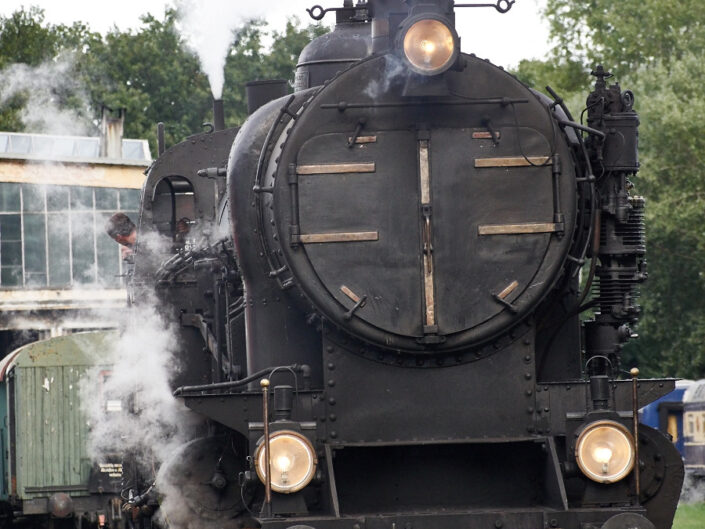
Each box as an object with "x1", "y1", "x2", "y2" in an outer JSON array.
[{"x1": 0, "y1": 182, "x2": 140, "y2": 288}]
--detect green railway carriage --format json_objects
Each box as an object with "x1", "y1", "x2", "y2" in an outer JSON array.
[{"x1": 0, "y1": 331, "x2": 124, "y2": 528}]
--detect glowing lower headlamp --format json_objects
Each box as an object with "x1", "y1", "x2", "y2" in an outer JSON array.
[
  {"x1": 255, "y1": 430, "x2": 317, "y2": 494},
  {"x1": 575, "y1": 420, "x2": 635, "y2": 484},
  {"x1": 401, "y1": 18, "x2": 458, "y2": 75}
]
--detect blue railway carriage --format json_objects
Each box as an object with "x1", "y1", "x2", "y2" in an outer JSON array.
[
  {"x1": 640, "y1": 380, "x2": 693, "y2": 456},
  {"x1": 0, "y1": 331, "x2": 125, "y2": 528},
  {"x1": 683, "y1": 379, "x2": 705, "y2": 477}
]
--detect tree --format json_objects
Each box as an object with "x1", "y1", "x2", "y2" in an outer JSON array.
[
  {"x1": 620, "y1": 54, "x2": 705, "y2": 377},
  {"x1": 0, "y1": 7, "x2": 81, "y2": 68},
  {"x1": 513, "y1": 57, "x2": 588, "y2": 101},
  {"x1": 223, "y1": 18, "x2": 328, "y2": 126},
  {"x1": 0, "y1": 7, "x2": 100, "y2": 132},
  {"x1": 79, "y1": 9, "x2": 213, "y2": 153},
  {"x1": 544, "y1": 0, "x2": 705, "y2": 80}
]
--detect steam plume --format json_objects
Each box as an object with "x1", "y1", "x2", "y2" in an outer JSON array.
[
  {"x1": 80, "y1": 290, "x2": 200, "y2": 464},
  {"x1": 175, "y1": 0, "x2": 242, "y2": 99},
  {"x1": 78, "y1": 232, "x2": 203, "y2": 522},
  {"x1": 175, "y1": 0, "x2": 306, "y2": 99},
  {"x1": 0, "y1": 55, "x2": 92, "y2": 136}
]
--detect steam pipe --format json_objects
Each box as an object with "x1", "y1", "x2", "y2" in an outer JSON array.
[
  {"x1": 213, "y1": 99, "x2": 225, "y2": 131},
  {"x1": 172, "y1": 364, "x2": 310, "y2": 395},
  {"x1": 214, "y1": 276, "x2": 225, "y2": 383}
]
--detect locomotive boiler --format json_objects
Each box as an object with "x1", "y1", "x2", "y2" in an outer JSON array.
[{"x1": 129, "y1": 2, "x2": 684, "y2": 529}]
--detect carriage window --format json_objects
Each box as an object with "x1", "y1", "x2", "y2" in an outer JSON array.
[
  {"x1": 689, "y1": 412, "x2": 705, "y2": 443},
  {"x1": 685, "y1": 413, "x2": 694, "y2": 436},
  {"x1": 667, "y1": 414, "x2": 678, "y2": 443},
  {"x1": 152, "y1": 176, "x2": 195, "y2": 242}
]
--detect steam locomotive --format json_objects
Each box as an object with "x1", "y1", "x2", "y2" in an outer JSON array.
[{"x1": 129, "y1": 2, "x2": 684, "y2": 529}]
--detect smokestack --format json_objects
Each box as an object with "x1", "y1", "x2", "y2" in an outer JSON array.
[
  {"x1": 100, "y1": 106, "x2": 125, "y2": 159},
  {"x1": 213, "y1": 99, "x2": 225, "y2": 131}
]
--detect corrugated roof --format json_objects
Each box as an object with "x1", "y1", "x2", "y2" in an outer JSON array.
[{"x1": 0, "y1": 132, "x2": 151, "y2": 165}]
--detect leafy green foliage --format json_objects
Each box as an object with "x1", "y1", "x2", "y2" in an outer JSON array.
[
  {"x1": 621, "y1": 54, "x2": 705, "y2": 377},
  {"x1": 544, "y1": 0, "x2": 705, "y2": 79},
  {"x1": 513, "y1": 57, "x2": 588, "y2": 98},
  {"x1": 0, "y1": 7, "x2": 85, "y2": 68},
  {"x1": 223, "y1": 18, "x2": 328, "y2": 126},
  {"x1": 80, "y1": 10, "x2": 213, "y2": 152}
]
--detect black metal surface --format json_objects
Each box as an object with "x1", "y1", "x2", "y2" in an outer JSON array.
[
  {"x1": 600, "y1": 513, "x2": 655, "y2": 529},
  {"x1": 638, "y1": 425, "x2": 684, "y2": 529},
  {"x1": 228, "y1": 93, "x2": 324, "y2": 390},
  {"x1": 334, "y1": 442, "x2": 546, "y2": 512},
  {"x1": 255, "y1": 508, "x2": 646, "y2": 529},
  {"x1": 133, "y1": 127, "x2": 239, "y2": 389},
  {"x1": 296, "y1": 8, "x2": 371, "y2": 91},
  {"x1": 583, "y1": 66, "x2": 646, "y2": 379},
  {"x1": 320, "y1": 328, "x2": 538, "y2": 442},
  {"x1": 182, "y1": 390, "x2": 322, "y2": 435},
  {"x1": 268, "y1": 53, "x2": 577, "y2": 352},
  {"x1": 246, "y1": 80, "x2": 289, "y2": 114},
  {"x1": 213, "y1": 99, "x2": 225, "y2": 131},
  {"x1": 157, "y1": 436, "x2": 250, "y2": 528}
]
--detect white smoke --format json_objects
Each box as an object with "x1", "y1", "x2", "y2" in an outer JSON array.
[
  {"x1": 0, "y1": 55, "x2": 92, "y2": 136},
  {"x1": 74, "y1": 221, "x2": 231, "y2": 529},
  {"x1": 79, "y1": 230, "x2": 203, "y2": 507},
  {"x1": 362, "y1": 54, "x2": 407, "y2": 99},
  {"x1": 80, "y1": 288, "x2": 201, "y2": 465},
  {"x1": 680, "y1": 473, "x2": 705, "y2": 504},
  {"x1": 175, "y1": 0, "x2": 243, "y2": 99},
  {"x1": 175, "y1": 0, "x2": 310, "y2": 99}
]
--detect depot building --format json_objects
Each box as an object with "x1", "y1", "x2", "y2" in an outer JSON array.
[{"x1": 0, "y1": 114, "x2": 150, "y2": 352}]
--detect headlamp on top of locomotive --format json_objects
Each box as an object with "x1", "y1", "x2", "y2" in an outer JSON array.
[
  {"x1": 396, "y1": 1, "x2": 459, "y2": 76},
  {"x1": 398, "y1": 15, "x2": 459, "y2": 75}
]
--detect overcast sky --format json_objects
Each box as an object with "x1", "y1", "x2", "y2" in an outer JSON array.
[{"x1": 0, "y1": 0, "x2": 550, "y2": 68}]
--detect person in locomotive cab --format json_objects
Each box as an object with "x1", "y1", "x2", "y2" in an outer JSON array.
[
  {"x1": 174, "y1": 217, "x2": 191, "y2": 245},
  {"x1": 105, "y1": 212, "x2": 137, "y2": 259}
]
